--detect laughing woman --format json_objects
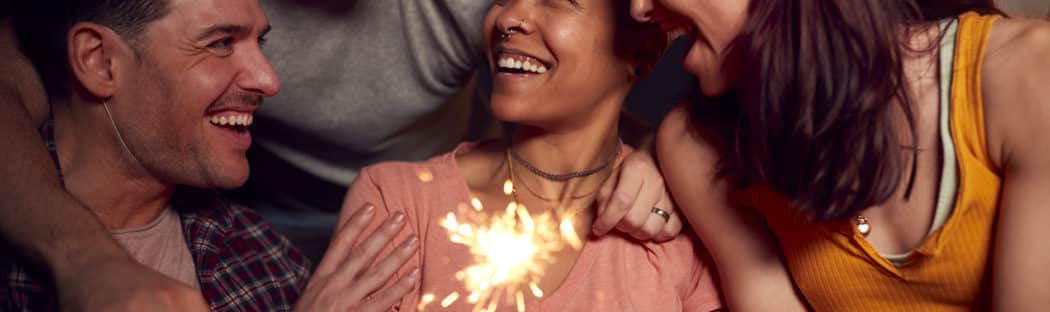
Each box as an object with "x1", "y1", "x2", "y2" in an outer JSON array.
[
  {"x1": 638, "y1": 0, "x2": 1050, "y2": 310},
  {"x1": 335, "y1": 0, "x2": 723, "y2": 311}
]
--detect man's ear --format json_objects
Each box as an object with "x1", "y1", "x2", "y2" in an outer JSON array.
[{"x1": 67, "y1": 22, "x2": 131, "y2": 100}]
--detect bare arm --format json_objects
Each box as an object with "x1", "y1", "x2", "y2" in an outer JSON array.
[
  {"x1": 655, "y1": 105, "x2": 807, "y2": 311},
  {"x1": 0, "y1": 12, "x2": 117, "y2": 284},
  {"x1": 981, "y1": 17, "x2": 1050, "y2": 310},
  {"x1": 0, "y1": 17, "x2": 207, "y2": 311}
]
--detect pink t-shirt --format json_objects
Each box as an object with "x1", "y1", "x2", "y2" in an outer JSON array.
[{"x1": 341, "y1": 143, "x2": 722, "y2": 311}]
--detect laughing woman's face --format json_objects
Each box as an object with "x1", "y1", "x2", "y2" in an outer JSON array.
[
  {"x1": 630, "y1": 0, "x2": 749, "y2": 96},
  {"x1": 484, "y1": 0, "x2": 637, "y2": 129}
]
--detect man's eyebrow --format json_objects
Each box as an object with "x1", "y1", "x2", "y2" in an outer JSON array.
[{"x1": 194, "y1": 24, "x2": 251, "y2": 41}]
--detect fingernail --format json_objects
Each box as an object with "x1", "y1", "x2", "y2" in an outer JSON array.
[
  {"x1": 405, "y1": 236, "x2": 419, "y2": 249},
  {"x1": 407, "y1": 268, "x2": 420, "y2": 282},
  {"x1": 362, "y1": 205, "x2": 375, "y2": 215},
  {"x1": 386, "y1": 214, "x2": 406, "y2": 230}
]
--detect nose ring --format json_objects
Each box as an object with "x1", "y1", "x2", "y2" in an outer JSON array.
[{"x1": 500, "y1": 19, "x2": 527, "y2": 40}]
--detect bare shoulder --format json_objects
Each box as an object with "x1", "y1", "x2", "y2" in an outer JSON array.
[
  {"x1": 656, "y1": 104, "x2": 720, "y2": 171},
  {"x1": 982, "y1": 17, "x2": 1050, "y2": 169},
  {"x1": 655, "y1": 103, "x2": 722, "y2": 189},
  {"x1": 984, "y1": 17, "x2": 1050, "y2": 70}
]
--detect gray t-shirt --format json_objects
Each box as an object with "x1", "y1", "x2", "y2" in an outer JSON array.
[
  {"x1": 254, "y1": 0, "x2": 489, "y2": 191},
  {"x1": 1001, "y1": 0, "x2": 1050, "y2": 17}
]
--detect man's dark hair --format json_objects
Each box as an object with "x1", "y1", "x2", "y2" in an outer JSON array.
[{"x1": 13, "y1": 0, "x2": 171, "y2": 98}]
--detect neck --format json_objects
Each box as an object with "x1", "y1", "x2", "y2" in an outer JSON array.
[
  {"x1": 53, "y1": 98, "x2": 174, "y2": 230},
  {"x1": 510, "y1": 126, "x2": 621, "y2": 175},
  {"x1": 509, "y1": 82, "x2": 626, "y2": 175},
  {"x1": 507, "y1": 108, "x2": 621, "y2": 212}
]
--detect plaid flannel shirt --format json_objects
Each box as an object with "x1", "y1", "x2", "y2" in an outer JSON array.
[{"x1": 1, "y1": 120, "x2": 312, "y2": 311}]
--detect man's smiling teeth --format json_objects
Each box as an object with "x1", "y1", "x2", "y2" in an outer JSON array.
[
  {"x1": 209, "y1": 114, "x2": 254, "y2": 127},
  {"x1": 498, "y1": 57, "x2": 548, "y2": 74}
]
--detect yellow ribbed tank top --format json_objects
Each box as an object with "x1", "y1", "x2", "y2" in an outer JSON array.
[{"x1": 749, "y1": 12, "x2": 1002, "y2": 311}]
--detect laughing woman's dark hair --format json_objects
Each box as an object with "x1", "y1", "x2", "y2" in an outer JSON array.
[{"x1": 693, "y1": 0, "x2": 999, "y2": 221}]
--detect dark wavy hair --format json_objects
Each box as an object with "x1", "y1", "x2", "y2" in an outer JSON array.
[
  {"x1": 14, "y1": 0, "x2": 170, "y2": 97},
  {"x1": 614, "y1": 0, "x2": 670, "y2": 77},
  {"x1": 692, "y1": 0, "x2": 1000, "y2": 222}
]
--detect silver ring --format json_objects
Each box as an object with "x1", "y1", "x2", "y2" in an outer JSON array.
[{"x1": 651, "y1": 207, "x2": 671, "y2": 221}]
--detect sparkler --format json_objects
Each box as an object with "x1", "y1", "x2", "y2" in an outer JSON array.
[{"x1": 420, "y1": 179, "x2": 582, "y2": 311}]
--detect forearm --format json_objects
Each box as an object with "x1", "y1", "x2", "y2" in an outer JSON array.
[
  {"x1": 992, "y1": 171, "x2": 1050, "y2": 310},
  {"x1": 684, "y1": 191, "x2": 807, "y2": 311},
  {"x1": 0, "y1": 17, "x2": 129, "y2": 277},
  {"x1": 703, "y1": 232, "x2": 807, "y2": 311},
  {"x1": 662, "y1": 171, "x2": 805, "y2": 310},
  {"x1": 656, "y1": 107, "x2": 806, "y2": 311}
]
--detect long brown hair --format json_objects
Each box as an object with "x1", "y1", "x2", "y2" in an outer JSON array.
[{"x1": 693, "y1": 0, "x2": 999, "y2": 222}]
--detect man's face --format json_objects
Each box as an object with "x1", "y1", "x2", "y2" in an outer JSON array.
[{"x1": 110, "y1": 0, "x2": 278, "y2": 189}]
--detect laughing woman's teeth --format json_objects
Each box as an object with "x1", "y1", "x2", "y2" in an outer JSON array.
[{"x1": 496, "y1": 55, "x2": 550, "y2": 73}]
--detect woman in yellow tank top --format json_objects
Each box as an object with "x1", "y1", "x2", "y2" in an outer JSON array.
[{"x1": 627, "y1": 0, "x2": 1050, "y2": 310}]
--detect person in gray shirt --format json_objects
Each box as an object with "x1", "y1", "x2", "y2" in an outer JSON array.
[{"x1": 236, "y1": 0, "x2": 497, "y2": 260}]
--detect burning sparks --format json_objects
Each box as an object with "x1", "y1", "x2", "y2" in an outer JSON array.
[
  {"x1": 503, "y1": 180, "x2": 514, "y2": 195},
  {"x1": 417, "y1": 169, "x2": 434, "y2": 182},
  {"x1": 529, "y1": 282, "x2": 544, "y2": 298},
  {"x1": 516, "y1": 292, "x2": 526, "y2": 312},
  {"x1": 425, "y1": 179, "x2": 581, "y2": 311},
  {"x1": 418, "y1": 293, "x2": 435, "y2": 311},
  {"x1": 441, "y1": 293, "x2": 460, "y2": 308}
]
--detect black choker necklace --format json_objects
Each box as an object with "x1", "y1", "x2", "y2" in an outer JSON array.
[{"x1": 508, "y1": 139, "x2": 622, "y2": 182}]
